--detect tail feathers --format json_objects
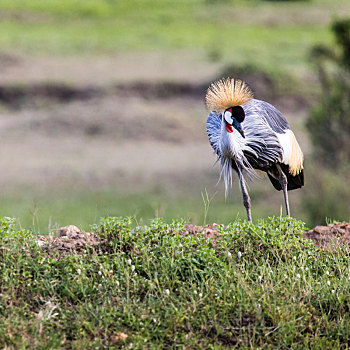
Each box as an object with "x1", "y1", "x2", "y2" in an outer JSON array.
[{"x1": 268, "y1": 164, "x2": 304, "y2": 191}]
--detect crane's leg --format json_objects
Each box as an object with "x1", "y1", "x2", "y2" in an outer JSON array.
[
  {"x1": 276, "y1": 164, "x2": 290, "y2": 217},
  {"x1": 237, "y1": 168, "x2": 252, "y2": 223}
]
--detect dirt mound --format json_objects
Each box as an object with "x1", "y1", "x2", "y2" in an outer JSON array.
[
  {"x1": 37, "y1": 225, "x2": 105, "y2": 255},
  {"x1": 181, "y1": 224, "x2": 224, "y2": 247},
  {"x1": 303, "y1": 222, "x2": 350, "y2": 248},
  {"x1": 37, "y1": 222, "x2": 350, "y2": 254}
]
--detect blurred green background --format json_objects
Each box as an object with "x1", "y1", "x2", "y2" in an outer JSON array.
[{"x1": 0, "y1": 0, "x2": 349, "y2": 233}]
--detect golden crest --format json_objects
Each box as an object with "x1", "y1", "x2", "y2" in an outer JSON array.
[{"x1": 205, "y1": 78, "x2": 254, "y2": 111}]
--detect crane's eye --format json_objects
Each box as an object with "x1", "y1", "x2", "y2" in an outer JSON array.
[
  {"x1": 232, "y1": 106, "x2": 245, "y2": 123},
  {"x1": 224, "y1": 109, "x2": 233, "y2": 124}
]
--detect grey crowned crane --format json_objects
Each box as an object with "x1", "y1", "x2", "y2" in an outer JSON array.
[{"x1": 206, "y1": 78, "x2": 304, "y2": 223}]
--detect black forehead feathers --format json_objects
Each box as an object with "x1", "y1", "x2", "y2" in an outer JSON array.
[{"x1": 230, "y1": 106, "x2": 245, "y2": 123}]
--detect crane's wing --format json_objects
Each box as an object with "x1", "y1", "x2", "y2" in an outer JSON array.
[
  {"x1": 243, "y1": 99, "x2": 304, "y2": 190},
  {"x1": 240, "y1": 101, "x2": 283, "y2": 169},
  {"x1": 243, "y1": 99, "x2": 290, "y2": 134}
]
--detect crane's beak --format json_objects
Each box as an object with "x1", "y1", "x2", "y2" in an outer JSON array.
[{"x1": 232, "y1": 120, "x2": 245, "y2": 138}]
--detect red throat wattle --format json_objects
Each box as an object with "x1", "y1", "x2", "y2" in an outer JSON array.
[{"x1": 225, "y1": 121, "x2": 234, "y2": 133}]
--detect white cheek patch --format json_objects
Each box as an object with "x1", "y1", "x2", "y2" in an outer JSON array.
[{"x1": 224, "y1": 111, "x2": 233, "y2": 124}]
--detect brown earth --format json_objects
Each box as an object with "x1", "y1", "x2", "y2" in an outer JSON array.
[
  {"x1": 37, "y1": 225, "x2": 105, "y2": 255},
  {"x1": 303, "y1": 222, "x2": 350, "y2": 248},
  {"x1": 37, "y1": 222, "x2": 350, "y2": 255}
]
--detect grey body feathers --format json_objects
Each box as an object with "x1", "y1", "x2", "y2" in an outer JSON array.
[{"x1": 206, "y1": 99, "x2": 290, "y2": 195}]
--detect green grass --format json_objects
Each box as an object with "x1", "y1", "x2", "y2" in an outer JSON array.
[
  {"x1": 1, "y1": 216, "x2": 350, "y2": 348},
  {"x1": 0, "y1": 179, "x2": 312, "y2": 235},
  {"x1": 0, "y1": 0, "x2": 345, "y2": 75},
  {"x1": 0, "y1": 186, "x2": 288, "y2": 234}
]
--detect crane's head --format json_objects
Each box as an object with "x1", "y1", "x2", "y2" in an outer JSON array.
[
  {"x1": 205, "y1": 78, "x2": 253, "y2": 138},
  {"x1": 223, "y1": 106, "x2": 245, "y2": 138}
]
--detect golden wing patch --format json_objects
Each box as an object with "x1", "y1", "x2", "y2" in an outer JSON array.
[{"x1": 288, "y1": 131, "x2": 304, "y2": 176}]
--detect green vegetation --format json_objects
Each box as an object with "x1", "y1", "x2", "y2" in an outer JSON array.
[
  {"x1": 308, "y1": 18, "x2": 350, "y2": 166},
  {"x1": 0, "y1": 186, "x2": 285, "y2": 234},
  {"x1": 303, "y1": 18, "x2": 350, "y2": 224},
  {"x1": 1, "y1": 216, "x2": 350, "y2": 348},
  {"x1": 0, "y1": 0, "x2": 342, "y2": 75}
]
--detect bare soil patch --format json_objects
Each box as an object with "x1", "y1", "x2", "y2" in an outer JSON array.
[
  {"x1": 303, "y1": 222, "x2": 350, "y2": 248},
  {"x1": 37, "y1": 225, "x2": 105, "y2": 255}
]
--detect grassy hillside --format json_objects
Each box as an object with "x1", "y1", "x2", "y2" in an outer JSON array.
[
  {"x1": 1, "y1": 216, "x2": 350, "y2": 348},
  {"x1": 1, "y1": 0, "x2": 348, "y2": 75}
]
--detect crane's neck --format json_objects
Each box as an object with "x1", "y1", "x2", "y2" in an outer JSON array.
[{"x1": 220, "y1": 119, "x2": 246, "y2": 159}]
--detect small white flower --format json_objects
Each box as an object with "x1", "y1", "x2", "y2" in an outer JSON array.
[
  {"x1": 293, "y1": 256, "x2": 297, "y2": 261},
  {"x1": 98, "y1": 284, "x2": 102, "y2": 289},
  {"x1": 134, "y1": 273, "x2": 137, "y2": 276},
  {"x1": 257, "y1": 303, "x2": 261, "y2": 309},
  {"x1": 77, "y1": 268, "x2": 81, "y2": 275},
  {"x1": 131, "y1": 265, "x2": 135, "y2": 272},
  {"x1": 326, "y1": 271, "x2": 329, "y2": 275},
  {"x1": 194, "y1": 290, "x2": 197, "y2": 294},
  {"x1": 199, "y1": 293, "x2": 203, "y2": 298},
  {"x1": 296, "y1": 274, "x2": 301, "y2": 278},
  {"x1": 227, "y1": 252, "x2": 232, "y2": 258},
  {"x1": 153, "y1": 318, "x2": 157, "y2": 323},
  {"x1": 237, "y1": 251, "x2": 242, "y2": 258},
  {"x1": 327, "y1": 280, "x2": 331, "y2": 286},
  {"x1": 98, "y1": 270, "x2": 102, "y2": 275},
  {"x1": 127, "y1": 259, "x2": 132, "y2": 265},
  {"x1": 165, "y1": 289, "x2": 170, "y2": 296},
  {"x1": 301, "y1": 266, "x2": 304, "y2": 270},
  {"x1": 109, "y1": 270, "x2": 113, "y2": 274},
  {"x1": 305, "y1": 267, "x2": 309, "y2": 271},
  {"x1": 331, "y1": 289, "x2": 335, "y2": 293},
  {"x1": 258, "y1": 276, "x2": 262, "y2": 282},
  {"x1": 116, "y1": 281, "x2": 120, "y2": 286}
]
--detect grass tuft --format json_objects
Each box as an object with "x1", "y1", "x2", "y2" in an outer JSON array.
[{"x1": 1, "y1": 216, "x2": 350, "y2": 348}]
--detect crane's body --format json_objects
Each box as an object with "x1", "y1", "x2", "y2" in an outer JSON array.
[{"x1": 206, "y1": 78, "x2": 304, "y2": 222}]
